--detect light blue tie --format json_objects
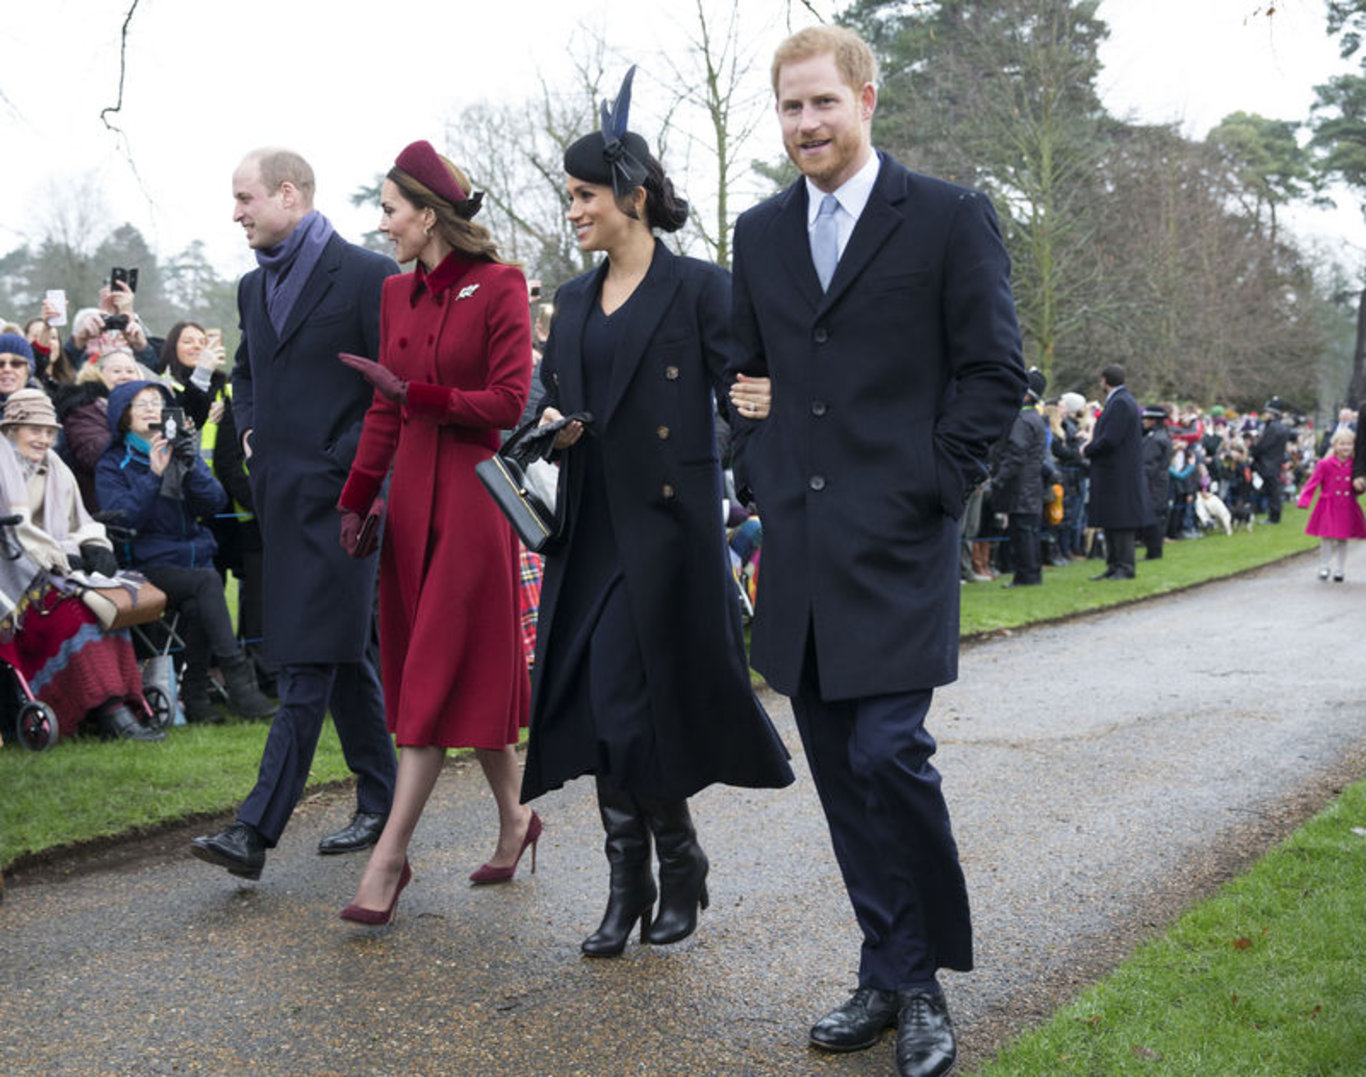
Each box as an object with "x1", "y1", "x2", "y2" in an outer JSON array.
[{"x1": 811, "y1": 194, "x2": 840, "y2": 291}]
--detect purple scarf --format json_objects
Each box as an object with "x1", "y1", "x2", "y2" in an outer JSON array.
[{"x1": 255, "y1": 210, "x2": 336, "y2": 334}]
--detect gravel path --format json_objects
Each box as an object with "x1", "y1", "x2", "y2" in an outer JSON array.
[{"x1": 2, "y1": 553, "x2": 1364, "y2": 1076}]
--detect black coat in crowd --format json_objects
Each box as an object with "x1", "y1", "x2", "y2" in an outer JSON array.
[
  {"x1": 991, "y1": 405, "x2": 1049, "y2": 517},
  {"x1": 1142, "y1": 424, "x2": 1173, "y2": 518},
  {"x1": 1084, "y1": 385, "x2": 1151, "y2": 530},
  {"x1": 1250, "y1": 416, "x2": 1288, "y2": 481}
]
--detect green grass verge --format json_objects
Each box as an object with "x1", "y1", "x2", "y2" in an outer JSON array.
[
  {"x1": 973, "y1": 778, "x2": 1366, "y2": 1076},
  {"x1": 0, "y1": 718, "x2": 352, "y2": 867},
  {"x1": 961, "y1": 507, "x2": 1316, "y2": 636}
]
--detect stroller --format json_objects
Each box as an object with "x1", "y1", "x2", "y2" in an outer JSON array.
[{"x1": 0, "y1": 514, "x2": 168, "y2": 751}]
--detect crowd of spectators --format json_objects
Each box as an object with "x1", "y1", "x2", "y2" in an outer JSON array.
[
  {"x1": 0, "y1": 281, "x2": 273, "y2": 743},
  {"x1": 965, "y1": 388, "x2": 1333, "y2": 584}
]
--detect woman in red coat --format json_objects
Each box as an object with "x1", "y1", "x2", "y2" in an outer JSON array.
[{"x1": 336, "y1": 141, "x2": 534, "y2": 924}]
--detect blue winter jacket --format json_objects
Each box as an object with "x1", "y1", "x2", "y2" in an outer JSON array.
[{"x1": 93, "y1": 380, "x2": 227, "y2": 569}]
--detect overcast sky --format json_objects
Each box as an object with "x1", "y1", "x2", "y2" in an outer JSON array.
[{"x1": 0, "y1": 0, "x2": 1358, "y2": 288}]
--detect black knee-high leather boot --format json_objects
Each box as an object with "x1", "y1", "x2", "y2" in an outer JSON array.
[
  {"x1": 581, "y1": 777, "x2": 656, "y2": 957},
  {"x1": 639, "y1": 797, "x2": 709, "y2": 945}
]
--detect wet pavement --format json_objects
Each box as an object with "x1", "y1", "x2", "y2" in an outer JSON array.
[{"x1": 3, "y1": 554, "x2": 1365, "y2": 1076}]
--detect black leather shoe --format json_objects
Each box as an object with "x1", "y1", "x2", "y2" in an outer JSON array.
[
  {"x1": 191, "y1": 822, "x2": 266, "y2": 880},
  {"x1": 1090, "y1": 570, "x2": 1116, "y2": 581},
  {"x1": 317, "y1": 812, "x2": 386, "y2": 855},
  {"x1": 809, "y1": 987, "x2": 899, "y2": 1052},
  {"x1": 895, "y1": 990, "x2": 956, "y2": 1077}
]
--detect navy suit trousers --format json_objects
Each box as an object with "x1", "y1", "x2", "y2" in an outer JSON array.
[
  {"x1": 789, "y1": 637, "x2": 972, "y2": 989},
  {"x1": 238, "y1": 659, "x2": 396, "y2": 846}
]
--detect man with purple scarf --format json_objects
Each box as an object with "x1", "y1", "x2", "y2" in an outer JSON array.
[{"x1": 190, "y1": 149, "x2": 398, "y2": 881}]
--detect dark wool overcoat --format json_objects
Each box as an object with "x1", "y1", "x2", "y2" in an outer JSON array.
[
  {"x1": 231, "y1": 233, "x2": 398, "y2": 665},
  {"x1": 1083, "y1": 386, "x2": 1151, "y2": 530},
  {"x1": 729, "y1": 154, "x2": 1026, "y2": 700},
  {"x1": 522, "y1": 242, "x2": 794, "y2": 803}
]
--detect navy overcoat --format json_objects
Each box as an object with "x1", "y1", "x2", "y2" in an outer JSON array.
[
  {"x1": 1083, "y1": 386, "x2": 1151, "y2": 530},
  {"x1": 231, "y1": 234, "x2": 399, "y2": 665},
  {"x1": 522, "y1": 242, "x2": 793, "y2": 803},
  {"x1": 729, "y1": 154, "x2": 1025, "y2": 700}
]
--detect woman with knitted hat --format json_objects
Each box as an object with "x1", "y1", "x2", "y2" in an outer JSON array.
[
  {"x1": 521, "y1": 68, "x2": 793, "y2": 957},
  {"x1": 0, "y1": 388, "x2": 156, "y2": 742},
  {"x1": 0, "y1": 333, "x2": 39, "y2": 406},
  {"x1": 335, "y1": 141, "x2": 533, "y2": 925}
]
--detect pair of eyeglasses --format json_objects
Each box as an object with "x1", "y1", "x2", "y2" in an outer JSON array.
[
  {"x1": 130, "y1": 399, "x2": 163, "y2": 411},
  {"x1": 0, "y1": 358, "x2": 29, "y2": 370}
]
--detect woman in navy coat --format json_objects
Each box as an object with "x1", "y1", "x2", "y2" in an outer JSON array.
[{"x1": 523, "y1": 70, "x2": 793, "y2": 958}]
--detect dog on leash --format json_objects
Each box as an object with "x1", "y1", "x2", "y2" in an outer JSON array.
[{"x1": 1195, "y1": 490, "x2": 1234, "y2": 535}]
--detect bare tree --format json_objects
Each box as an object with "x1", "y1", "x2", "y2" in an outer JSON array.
[
  {"x1": 656, "y1": 0, "x2": 771, "y2": 268},
  {"x1": 445, "y1": 29, "x2": 618, "y2": 292}
]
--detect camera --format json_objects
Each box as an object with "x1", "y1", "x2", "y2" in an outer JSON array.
[{"x1": 103, "y1": 313, "x2": 130, "y2": 332}]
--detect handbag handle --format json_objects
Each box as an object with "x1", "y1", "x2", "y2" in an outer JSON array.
[{"x1": 502, "y1": 411, "x2": 594, "y2": 465}]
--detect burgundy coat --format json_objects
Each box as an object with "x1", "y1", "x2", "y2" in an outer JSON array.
[
  {"x1": 1297, "y1": 453, "x2": 1366, "y2": 540},
  {"x1": 340, "y1": 254, "x2": 531, "y2": 749},
  {"x1": 55, "y1": 382, "x2": 110, "y2": 514}
]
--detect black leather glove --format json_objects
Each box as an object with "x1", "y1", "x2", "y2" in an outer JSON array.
[
  {"x1": 79, "y1": 543, "x2": 120, "y2": 578},
  {"x1": 173, "y1": 434, "x2": 200, "y2": 466}
]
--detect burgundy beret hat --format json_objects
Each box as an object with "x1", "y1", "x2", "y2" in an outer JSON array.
[{"x1": 393, "y1": 140, "x2": 469, "y2": 208}]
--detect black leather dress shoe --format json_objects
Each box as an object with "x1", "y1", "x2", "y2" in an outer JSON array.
[
  {"x1": 190, "y1": 822, "x2": 266, "y2": 880},
  {"x1": 895, "y1": 990, "x2": 956, "y2": 1077},
  {"x1": 1090, "y1": 570, "x2": 1116, "y2": 581},
  {"x1": 317, "y1": 812, "x2": 387, "y2": 855},
  {"x1": 809, "y1": 987, "x2": 899, "y2": 1052}
]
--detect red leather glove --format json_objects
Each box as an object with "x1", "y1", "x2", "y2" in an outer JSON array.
[
  {"x1": 338, "y1": 352, "x2": 407, "y2": 404},
  {"x1": 339, "y1": 510, "x2": 363, "y2": 557}
]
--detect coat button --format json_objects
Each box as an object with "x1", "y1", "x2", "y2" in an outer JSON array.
[
  {"x1": 656, "y1": 425, "x2": 671, "y2": 440},
  {"x1": 664, "y1": 365, "x2": 679, "y2": 380},
  {"x1": 811, "y1": 400, "x2": 827, "y2": 416},
  {"x1": 809, "y1": 475, "x2": 826, "y2": 491},
  {"x1": 814, "y1": 327, "x2": 830, "y2": 344},
  {"x1": 661, "y1": 483, "x2": 676, "y2": 500}
]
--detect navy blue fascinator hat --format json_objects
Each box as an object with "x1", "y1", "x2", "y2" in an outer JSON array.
[{"x1": 563, "y1": 66, "x2": 651, "y2": 197}]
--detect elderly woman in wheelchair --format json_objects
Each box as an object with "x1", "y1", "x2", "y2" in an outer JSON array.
[
  {"x1": 95, "y1": 380, "x2": 274, "y2": 724},
  {"x1": 0, "y1": 388, "x2": 160, "y2": 744}
]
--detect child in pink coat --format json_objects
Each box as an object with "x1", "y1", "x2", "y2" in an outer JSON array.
[{"x1": 1297, "y1": 429, "x2": 1366, "y2": 581}]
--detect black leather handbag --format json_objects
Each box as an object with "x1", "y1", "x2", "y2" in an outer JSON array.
[{"x1": 476, "y1": 413, "x2": 592, "y2": 552}]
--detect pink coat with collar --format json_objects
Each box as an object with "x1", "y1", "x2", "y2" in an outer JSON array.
[{"x1": 1297, "y1": 453, "x2": 1366, "y2": 540}]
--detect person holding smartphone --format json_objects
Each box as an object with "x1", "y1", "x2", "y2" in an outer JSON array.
[
  {"x1": 94, "y1": 380, "x2": 276, "y2": 723},
  {"x1": 26, "y1": 307, "x2": 75, "y2": 393},
  {"x1": 160, "y1": 322, "x2": 229, "y2": 426}
]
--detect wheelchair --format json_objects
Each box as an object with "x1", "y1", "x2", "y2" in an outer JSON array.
[{"x1": 0, "y1": 514, "x2": 169, "y2": 750}]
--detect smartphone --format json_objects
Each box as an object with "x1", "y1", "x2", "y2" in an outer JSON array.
[
  {"x1": 45, "y1": 289, "x2": 68, "y2": 328},
  {"x1": 205, "y1": 328, "x2": 222, "y2": 348},
  {"x1": 152, "y1": 406, "x2": 187, "y2": 440},
  {"x1": 110, "y1": 267, "x2": 139, "y2": 293}
]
